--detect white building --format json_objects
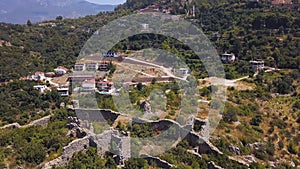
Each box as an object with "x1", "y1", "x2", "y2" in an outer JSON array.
[
  {"x1": 86, "y1": 62, "x2": 99, "y2": 71},
  {"x1": 54, "y1": 66, "x2": 68, "y2": 75},
  {"x1": 97, "y1": 79, "x2": 115, "y2": 94},
  {"x1": 74, "y1": 62, "x2": 86, "y2": 72},
  {"x1": 82, "y1": 79, "x2": 96, "y2": 92},
  {"x1": 250, "y1": 60, "x2": 265, "y2": 70},
  {"x1": 221, "y1": 53, "x2": 236, "y2": 63},
  {"x1": 178, "y1": 68, "x2": 189, "y2": 76},
  {"x1": 33, "y1": 85, "x2": 48, "y2": 93},
  {"x1": 57, "y1": 87, "x2": 69, "y2": 97},
  {"x1": 32, "y1": 72, "x2": 45, "y2": 81}
]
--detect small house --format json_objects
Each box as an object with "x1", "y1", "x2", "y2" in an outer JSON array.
[
  {"x1": 178, "y1": 68, "x2": 189, "y2": 76},
  {"x1": 68, "y1": 74, "x2": 95, "y2": 83},
  {"x1": 221, "y1": 53, "x2": 236, "y2": 63},
  {"x1": 54, "y1": 66, "x2": 68, "y2": 75},
  {"x1": 250, "y1": 60, "x2": 265, "y2": 70},
  {"x1": 32, "y1": 71, "x2": 45, "y2": 81},
  {"x1": 86, "y1": 62, "x2": 99, "y2": 71},
  {"x1": 74, "y1": 62, "x2": 86, "y2": 72},
  {"x1": 57, "y1": 87, "x2": 69, "y2": 97},
  {"x1": 99, "y1": 62, "x2": 109, "y2": 71},
  {"x1": 82, "y1": 79, "x2": 95, "y2": 92},
  {"x1": 98, "y1": 79, "x2": 114, "y2": 93},
  {"x1": 33, "y1": 85, "x2": 48, "y2": 93}
]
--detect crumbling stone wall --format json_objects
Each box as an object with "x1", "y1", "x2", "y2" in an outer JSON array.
[
  {"x1": 140, "y1": 154, "x2": 173, "y2": 169},
  {"x1": 184, "y1": 131, "x2": 223, "y2": 155},
  {"x1": 1, "y1": 115, "x2": 51, "y2": 130},
  {"x1": 27, "y1": 115, "x2": 51, "y2": 127},
  {"x1": 74, "y1": 109, "x2": 120, "y2": 122},
  {"x1": 42, "y1": 137, "x2": 90, "y2": 169},
  {"x1": 0, "y1": 123, "x2": 21, "y2": 129}
]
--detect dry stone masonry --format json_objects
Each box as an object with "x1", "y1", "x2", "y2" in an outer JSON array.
[{"x1": 41, "y1": 108, "x2": 225, "y2": 168}]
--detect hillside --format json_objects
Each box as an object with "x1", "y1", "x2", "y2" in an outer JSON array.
[
  {"x1": 0, "y1": 0, "x2": 299, "y2": 168},
  {"x1": 0, "y1": 0, "x2": 116, "y2": 24}
]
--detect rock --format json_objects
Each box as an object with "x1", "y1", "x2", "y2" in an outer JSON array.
[
  {"x1": 247, "y1": 142, "x2": 262, "y2": 150},
  {"x1": 228, "y1": 145, "x2": 241, "y2": 155},
  {"x1": 243, "y1": 155, "x2": 257, "y2": 163},
  {"x1": 60, "y1": 102, "x2": 65, "y2": 108},
  {"x1": 140, "y1": 101, "x2": 152, "y2": 113},
  {"x1": 67, "y1": 116, "x2": 80, "y2": 126},
  {"x1": 208, "y1": 161, "x2": 224, "y2": 169}
]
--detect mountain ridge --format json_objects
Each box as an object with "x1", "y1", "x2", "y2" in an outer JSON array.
[{"x1": 0, "y1": 0, "x2": 116, "y2": 24}]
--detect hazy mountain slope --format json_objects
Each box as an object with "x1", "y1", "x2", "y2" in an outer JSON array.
[{"x1": 0, "y1": 0, "x2": 116, "y2": 24}]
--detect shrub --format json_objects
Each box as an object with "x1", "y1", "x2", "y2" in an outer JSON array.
[
  {"x1": 250, "y1": 115, "x2": 263, "y2": 126},
  {"x1": 287, "y1": 142, "x2": 297, "y2": 154}
]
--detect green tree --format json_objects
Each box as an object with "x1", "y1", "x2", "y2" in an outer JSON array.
[
  {"x1": 56, "y1": 16, "x2": 63, "y2": 20},
  {"x1": 125, "y1": 158, "x2": 149, "y2": 169},
  {"x1": 20, "y1": 141, "x2": 46, "y2": 164},
  {"x1": 27, "y1": 20, "x2": 32, "y2": 26}
]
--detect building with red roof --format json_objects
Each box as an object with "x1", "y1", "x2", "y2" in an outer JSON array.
[{"x1": 54, "y1": 66, "x2": 69, "y2": 75}]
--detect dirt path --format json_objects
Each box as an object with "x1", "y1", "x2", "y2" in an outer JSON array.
[{"x1": 124, "y1": 57, "x2": 187, "y2": 81}]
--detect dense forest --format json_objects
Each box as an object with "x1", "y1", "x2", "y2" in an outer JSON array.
[{"x1": 0, "y1": 0, "x2": 299, "y2": 81}]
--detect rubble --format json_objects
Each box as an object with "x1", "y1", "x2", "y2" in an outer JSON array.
[{"x1": 228, "y1": 145, "x2": 241, "y2": 155}]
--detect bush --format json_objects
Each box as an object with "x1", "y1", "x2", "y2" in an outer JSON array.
[
  {"x1": 293, "y1": 100, "x2": 300, "y2": 110},
  {"x1": 250, "y1": 115, "x2": 263, "y2": 126},
  {"x1": 19, "y1": 141, "x2": 46, "y2": 164},
  {"x1": 125, "y1": 158, "x2": 149, "y2": 169},
  {"x1": 287, "y1": 142, "x2": 297, "y2": 154},
  {"x1": 222, "y1": 103, "x2": 239, "y2": 123},
  {"x1": 254, "y1": 149, "x2": 267, "y2": 160}
]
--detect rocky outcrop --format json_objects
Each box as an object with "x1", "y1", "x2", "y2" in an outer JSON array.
[
  {"x1": 140, "y1": 154, "x2": 173, "y2": 169},
  {"x1": 247, "y1": 142, "x2": 263, "y2": 150},
  {"x1": 140, "y1": 101, "x2": 152, "y2": 113},
  {"x1": 208, "y1": 161, "x2": 224, "y2": 169},
  {"x1": 228, "y1": 145, "x2": 241, "y2": 155}
]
